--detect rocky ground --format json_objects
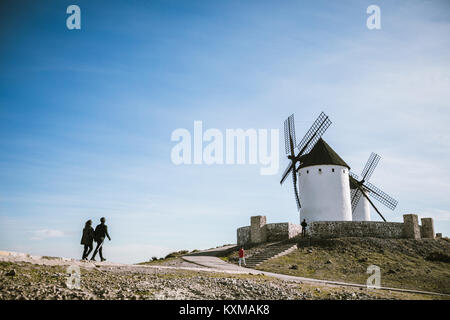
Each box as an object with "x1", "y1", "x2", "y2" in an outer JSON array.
[{"x1": 0, "y1": 260, "x2": 443, "y2": 300}]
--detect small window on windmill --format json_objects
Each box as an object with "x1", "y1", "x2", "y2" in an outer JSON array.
[
  {"x1": 343, "y1": 169, "x2": 346, "y2": 173},
  {"x1": 318, "y1": 168, "x2": 322, "y2": 174},
  {"x1": 307, "y1": 170, "x2": 309, "y2": 174},
  {"x1": 332, "y1": 168, "x2": 335, "y2": 173}
]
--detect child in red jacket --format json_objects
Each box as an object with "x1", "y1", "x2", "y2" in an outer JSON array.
[{"x1": 238, "y1": 247, "x2": 246, "y2": 267}]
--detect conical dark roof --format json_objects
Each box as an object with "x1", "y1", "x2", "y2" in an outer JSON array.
[{"x1": 299, "y1": 138, "x2": 350, "y2": 169}]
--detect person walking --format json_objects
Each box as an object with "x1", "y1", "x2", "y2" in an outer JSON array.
[
  {"x1": 238, "y1": 247, "x2": 246, "y2": 267},
  {"x1": 90, "y1": 217, "x2": 111, "y2": 262},
  {"x1": 80, "y1": 220, "x2": 94, "y2": 260},
  {"x1": 301, "y1": 219, "x2": 308, "y2": 237}
]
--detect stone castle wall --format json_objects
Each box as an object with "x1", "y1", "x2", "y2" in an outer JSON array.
[
  {"x1": 403, "y1": 214, "x2": 421, "y2": 239},
  {"x1": 420, "y1": 218, "x2": 435, "y2": 239},
  {"x1": 236, "y1": 214, "x2": 436, "y2": 245},
  {"x1": 250, "y1": 216, "x2": 267, "y2": 244},
  {"x1": 266, "y1": 223, "x2": 302, "y2": 242},
  {"x1": 307, "y1": 221, "x2": 404, "y2": 239},
  {"x1": 236, "y1": 226, "x2": 251, "y2": 246},
  {"x1": 237, "y1": 216, "x2": 302, "y2": 246}
]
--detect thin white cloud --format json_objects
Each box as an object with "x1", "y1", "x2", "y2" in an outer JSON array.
[
  {"x1": 31, "y1": 229, "x2": 67, "y2": 241},
  {"x1": 420, "y1": 209, "x2": 450, "y2": 222}
]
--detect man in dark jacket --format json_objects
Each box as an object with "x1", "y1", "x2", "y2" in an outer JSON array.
[
  {"x1": 301, "y1": 219, "x2": 308, "y2": 237},
  {"x1": 81, "y1": 220, "x2": 94, "y2": 260},
  {"x1": 90, "y1": 217, "x2": 111, "y2": 262}
]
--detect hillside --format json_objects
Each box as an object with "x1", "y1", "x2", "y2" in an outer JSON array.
[
  {"x1": 223, "y1": 237, "x2": 450, "y2": 294},
  {"x1": 1, "y1": 237, "x2": 449, "y2": 300},
  {"x1": 0, "y1": 259, "x2": 443, "y2": 300}
]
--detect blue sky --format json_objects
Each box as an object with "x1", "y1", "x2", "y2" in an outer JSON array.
[{"x1": 1, "y1": 0, "x2": 449, "y2": 263}]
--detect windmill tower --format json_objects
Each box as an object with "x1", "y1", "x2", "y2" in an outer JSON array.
[
  {"x1": 350, "y1": 153, "x2": 398, "y2": 221},
  {"x1": 298, "y1": 138, "x2": 353, "y2": 222},
  {"x1": 280, "y1": 112, "x2": 352, "y2": 222}
]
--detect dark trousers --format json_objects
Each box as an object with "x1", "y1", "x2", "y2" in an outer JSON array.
[
  {"x1": 302, "y1": 228, "x2": 306, "y2": 237},
  {"x1": 82, "y1": 244, "x2": 93, "y2": 260},
  {"x1": 91, "y1": 238, "x2": 104, "y2": 260}
]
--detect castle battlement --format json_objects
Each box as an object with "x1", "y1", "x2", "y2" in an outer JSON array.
[{"x1": 237, "y1": 214, "x2": 436, "y2": 245}]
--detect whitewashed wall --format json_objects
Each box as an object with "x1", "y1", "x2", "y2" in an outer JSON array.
[
  {"x1": 353, "y1": 192, "x2": 371, "y2": 221},
  {"x1": 298, "y1": 164, "x2": 352, "y2": 222}
]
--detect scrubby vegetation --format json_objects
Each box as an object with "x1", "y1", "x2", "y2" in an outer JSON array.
[
  {"x1": 246, "y1": 237, "x2": 450, "y2": 294},
  {"x1": 164, "y1": 250, "x2": 190, "y2": 259},
  {"x1": 139, "y1": 249, "x2": 198, "y2": 266}
]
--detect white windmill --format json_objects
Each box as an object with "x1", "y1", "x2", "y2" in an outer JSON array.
[
  {"x1": 349, "y1": 153, "x2": 398, "y2": 221},
  {"x1": 280, "y1": 112, "x2": 399, "y2": 223},
  {"x1": 280, "y1": 112, "x2": 352, "y2": 222}
]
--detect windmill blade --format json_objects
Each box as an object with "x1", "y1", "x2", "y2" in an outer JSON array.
[
  {"x1": 349, "y1": 171, "x2": 362, "y2": 211},
  {"x1": 356, "y1": 184, "x2": 387, "y2": 222},
  {"x1": 284, "y1": 114, "x2": 296, "y2": 155},
  {"x1": 292, "y1": 166, "x2": 301, "y2": 210},
  {"x1": 350, "y1": 188, "x2": 357, "y2": 200},
  {"x1": 280, "y1": 162, "x2": 293, "y2": 185},
  {"x1": 296, "y1": 112, "x2": 331, "y2": 156},
  {"x1": 351, "y1": 188, "x2": 363, "y2": 212},
  {"x1": 281, "y1": 132, "x2": 297, "y2": 185},
  {"x1": 349, "y1": 171, "x2": 359, "y2": 181},
  {"x1": 360, "y1": 152, "x2": 381, "y2": 182},
  {"x1": 364, "y1": 181, "x2": 398, "y2": 210}
]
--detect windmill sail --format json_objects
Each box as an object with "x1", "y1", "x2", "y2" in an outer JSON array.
[
  {"x1": 280, "y1": 111, "x2": 332, "y2": 212},
  {"x1": 350, "y1": 153, "x2": 398, "y2": 221}
]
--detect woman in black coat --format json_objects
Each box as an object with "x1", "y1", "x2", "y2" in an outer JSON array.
[{"x1": 80, "y1": 220, "x2": 94, "y2": 260}]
